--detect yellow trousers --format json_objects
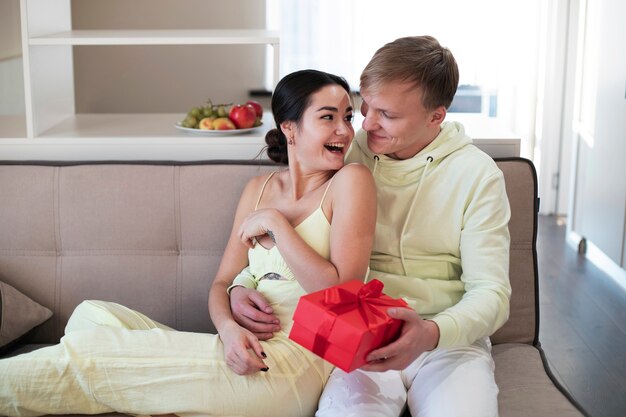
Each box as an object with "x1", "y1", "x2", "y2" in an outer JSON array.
[{"x1": 0, "y1": 281, "x2": 332, "y2": 417}]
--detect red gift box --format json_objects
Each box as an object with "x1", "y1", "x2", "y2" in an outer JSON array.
[{"x1": 288, "y1": 279, "x2": 408, "y2": 372}]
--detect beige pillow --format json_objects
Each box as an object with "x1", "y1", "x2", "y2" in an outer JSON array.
[{"x1": 0, "y1": 280, "x2": 53, "y2": 347}]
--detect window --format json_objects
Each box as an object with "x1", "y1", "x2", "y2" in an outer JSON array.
[{"x1": 267, "y1": 0, "x2": 546, "y2": 157}]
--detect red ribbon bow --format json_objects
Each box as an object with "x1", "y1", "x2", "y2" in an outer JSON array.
[{"x1": 312, "y1": 279, "x2": 400, "y2": 357}]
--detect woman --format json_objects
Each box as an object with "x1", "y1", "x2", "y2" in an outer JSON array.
[{"x1": 0, "y1": 70, "x2": 376, "y2": 417}]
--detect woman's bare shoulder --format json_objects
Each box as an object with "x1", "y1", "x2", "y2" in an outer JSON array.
[
  {"x1": 333, "y1": 163, "x2": 373, "y2": 184},
  {"x1": 244, "y1": 171, "x2": 277, "y2": 192},
  {"x1": 237, "y1": 171, "x2": 276, "y2": 208},
  {"x1": 329, "y1": 163, "x2": 375, "y2": 201}
]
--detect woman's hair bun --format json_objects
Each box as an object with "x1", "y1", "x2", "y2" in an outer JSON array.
[{"x1": 265, "y1": 128, "x2": 288, "y2": 164}]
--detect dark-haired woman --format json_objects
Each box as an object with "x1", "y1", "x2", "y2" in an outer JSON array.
[{"x1": 0, "y1": 69, "x2": 376, "y2": 417}]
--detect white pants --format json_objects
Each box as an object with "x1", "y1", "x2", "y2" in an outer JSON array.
[{"x1": 316, "y1": 337, "x2": 499, "y2": 417}]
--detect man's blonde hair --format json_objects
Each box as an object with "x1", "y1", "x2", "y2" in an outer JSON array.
[{"x1": 360, "y1": 36, "x2": 459, "y2": 110}]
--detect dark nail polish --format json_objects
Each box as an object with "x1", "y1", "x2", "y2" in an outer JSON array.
[
  {"x1": 261, "y1": 367, "x2": 269, "y2": 372},
  {"x1": 261, "y1": 351, "x2": 267, "y2": 358}
]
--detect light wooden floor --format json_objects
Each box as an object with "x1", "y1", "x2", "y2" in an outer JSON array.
[{"x1": 537, "y1": 215, "x2": 626, "y2": 417}]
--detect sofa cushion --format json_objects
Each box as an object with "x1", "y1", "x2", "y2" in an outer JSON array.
[
  {"x1": 0, "y1": 280, "x2": 52, "y2": 348},
  {"x1": 493, "y1": 343, "x2": 583, "y2": 416}
]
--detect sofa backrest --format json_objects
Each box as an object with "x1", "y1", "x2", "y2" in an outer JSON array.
[
  {"x1": 490, "y1": 158, "x2": 539, "y2": 345},
  {"x1": 0, "y1": 159, "x2": 538, "y2": 346},
  {"x1": 0, "y1": 162, "x2": 275, "y2": 343}
]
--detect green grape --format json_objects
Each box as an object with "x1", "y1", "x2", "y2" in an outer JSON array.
[
  {"x1": 184, "y1": 115, "x2": 198, "y2": 128},
  {"x1": 190, "y1": 107, "x2": 201, "y2": 118}
]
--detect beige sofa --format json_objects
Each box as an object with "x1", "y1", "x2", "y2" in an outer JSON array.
[{"x1": 0, "y1": 159, "x2": 587, "y2": 417}]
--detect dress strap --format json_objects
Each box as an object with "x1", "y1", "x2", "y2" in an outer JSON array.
[
  {"x1": 255, "y1": 171, "x2": 278, "y2": 210},
  {"x1": 318, "y1": 175, "x2": 335, "y2": 208}
]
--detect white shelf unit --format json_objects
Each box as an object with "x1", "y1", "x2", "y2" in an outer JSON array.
[{"x1": 13, "y1": 0, "x2": 279, "y2": 142}]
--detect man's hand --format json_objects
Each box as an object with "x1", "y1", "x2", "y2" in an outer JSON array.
[
  {"x1": 360, "y1": 307, "x2": 440, "y2": 372},
  {"x1": 230, "y1": 286, "x2": 281, "y2": 340},
  {"x1": 219, "y1": 320, "x2": 268, "y2": 375}
]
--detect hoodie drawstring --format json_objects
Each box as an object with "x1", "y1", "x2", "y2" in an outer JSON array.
[
  {"x1": 399, "y1": 155, "x2": 433, "y2": 275},
  {"x1": 372, "y1": 155, "x2": 380, "y2": 176}
]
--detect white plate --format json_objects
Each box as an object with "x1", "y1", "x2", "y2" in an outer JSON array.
[{"x1": 175, "y1": 122, "x2": 264, "y2": 136}]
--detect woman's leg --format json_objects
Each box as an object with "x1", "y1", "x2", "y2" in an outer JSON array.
[
  {"x1": 65, "y1": 300, "x2": 173, "y2": 333},
  {"x1": 1, "y1": 326, "x2": 330, "y2": 417},
  {"x1": 1, "y1": 283, "x2": 332, "y2": 417}
]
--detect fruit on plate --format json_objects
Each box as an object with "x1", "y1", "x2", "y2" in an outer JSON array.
[
  {"x1": 228, "y1": 104, "x2": 257, "y2": 129},
  {"x1": 212, "y1": 117, "x2": 236, "y2": 130},
  {"x1": 245, "y1": 100, "x2": 264, "y2": 127},
  {"x1": 181, "y1": 114, "x2": 198, "y2": 129},
  {"x1": 198, "y1": 117, "x2": 216, "y2": 130},
  {"x1": 179, "y1": 98, "x2": 263, "y2": 130},
  {"x1": 246, "y1": 100, "x2": 263, "y2": 118}
]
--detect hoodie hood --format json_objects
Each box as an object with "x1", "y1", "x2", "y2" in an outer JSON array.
[{"x1": 353, "y1": 121, "x2": 472, "y2": 185}]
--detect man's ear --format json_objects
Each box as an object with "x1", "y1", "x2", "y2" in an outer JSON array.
[{"x1": 428, "y1": 106, "x2": 447, "y2": 126}]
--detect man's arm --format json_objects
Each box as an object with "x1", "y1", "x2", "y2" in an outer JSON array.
[
  {"x1": 229, "y1": 286, "x2": 281, "y2": 340},
  {"x1": 430, "y1": 169, "x2": 511, "y2": 348}
]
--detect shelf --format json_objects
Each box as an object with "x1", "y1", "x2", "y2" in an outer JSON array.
[
  {"x1": 29, "y1": 29, "x2": 280, "y2": 46},
  {"x1": 10, "y1": 1, "x2": 282, "y2": 156},
  {"x1": 35, "y1": 112, "x2": 274, "y2": 139}
]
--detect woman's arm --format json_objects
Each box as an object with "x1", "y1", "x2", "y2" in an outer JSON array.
[
  {"x1": 238, "y1": 163, "x2": 377, "y2": 293},
  {"x1": 208, "y1": 176, "x2": 268, "y2": 375}
]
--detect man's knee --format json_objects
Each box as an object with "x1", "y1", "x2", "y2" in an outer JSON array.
[{"x1": 317, "y1": 368, "x2": 406, "y2": 417}]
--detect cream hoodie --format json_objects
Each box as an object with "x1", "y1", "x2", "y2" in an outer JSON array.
[{"x1": 346, "y1": 121, "x2": 511, "y2": 348}]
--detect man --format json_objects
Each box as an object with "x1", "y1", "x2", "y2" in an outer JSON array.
[{"x1": 229, "y1": 36, "x2": 511, "y2": 417}]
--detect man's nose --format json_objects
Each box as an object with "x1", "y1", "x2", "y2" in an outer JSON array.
[{"x1": 362, "y1": 111, "x2": 377, "y2": 131}]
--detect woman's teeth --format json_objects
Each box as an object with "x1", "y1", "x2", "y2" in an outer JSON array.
[{"x1": 324, "y1": 143, "x2": 345, "y2": 153}]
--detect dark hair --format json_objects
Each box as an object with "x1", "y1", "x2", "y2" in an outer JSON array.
[
  {"x1": 360, "y1": 35, "x2": 459, "y2": 110},
  {"x1": 265, "y1": 69, "x2": 351, "y2": 164}
]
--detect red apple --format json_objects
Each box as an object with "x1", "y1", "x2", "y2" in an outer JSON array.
[
  {"x1": 228, "y1": 104, "x2": 256, "y2": 129},
  {"x1": 245, "y1": 100, "x2": 263, "y2": 119}
]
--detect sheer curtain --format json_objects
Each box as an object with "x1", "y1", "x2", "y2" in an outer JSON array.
[{"x1": 267, "y1": 0, "x2": 546, "y2": 158}]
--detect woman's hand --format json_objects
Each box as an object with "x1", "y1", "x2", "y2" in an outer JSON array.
[
  {"x1": 237, "y1": 208, "x2": 284, "y2": 248},
  {"x1": 219, "y1": 320, "x2": 269, "y2": 375}
]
